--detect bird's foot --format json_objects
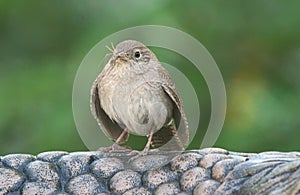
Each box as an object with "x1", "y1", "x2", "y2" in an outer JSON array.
[
  {"x1": 127, "y1": 148, "x2": 155, "y2": 162},
  {"x1": 127, "y1": 150, "x2": 144, "y2": 156},
  {"x1": 127, "y1": 147, "x2": 150, "y2": 157},
  {"x1": 98, "y1": 144, "x2": 132, "y2": 153}
]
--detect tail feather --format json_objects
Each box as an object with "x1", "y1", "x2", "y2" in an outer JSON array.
[{"x1": 151, "y1": 123, "x2": 184, "y2": 151}]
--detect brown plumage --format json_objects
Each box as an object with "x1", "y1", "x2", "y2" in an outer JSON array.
[{"x1": 90, "y1": 40, "x2": 189, "y2": 155}]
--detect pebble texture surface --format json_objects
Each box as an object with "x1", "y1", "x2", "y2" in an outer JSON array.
[{"x1": 0, "y1": 148, "x2": 299, "y2": 194}]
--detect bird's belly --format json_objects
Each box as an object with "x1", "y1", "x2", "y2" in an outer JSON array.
[{"x1": 112, "y1": 83, "x2": 173, "y2": 136}]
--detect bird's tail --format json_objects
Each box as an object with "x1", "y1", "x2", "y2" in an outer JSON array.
[{"x1": 151, "y1": 121, "x2": 185, "y2": 151}]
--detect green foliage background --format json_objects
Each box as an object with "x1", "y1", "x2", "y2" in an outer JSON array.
[{"x1": 0, "y1": 1, "x2": 299, "y2": 155}]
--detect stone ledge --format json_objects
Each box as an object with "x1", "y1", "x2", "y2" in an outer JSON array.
[{"x1": 0, "y1": 148, "x2": 300, "y2": 195}]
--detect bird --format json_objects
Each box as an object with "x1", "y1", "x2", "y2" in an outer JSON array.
[{"x1": 90, "y1": 40, "x2": 189, "y2": 155}]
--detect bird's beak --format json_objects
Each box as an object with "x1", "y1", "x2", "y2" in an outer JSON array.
[{"x1": 116, "y1": 52, "x2": 131, "y2": 61}]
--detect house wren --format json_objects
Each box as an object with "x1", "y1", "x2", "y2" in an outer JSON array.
[{"x1": 90, "y1": 40, "x2": 189, "y2": 155}]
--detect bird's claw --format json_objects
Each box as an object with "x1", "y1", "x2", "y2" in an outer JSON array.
[{"x1": 98, "y1": 144, "x2": 132, "y2": 153}]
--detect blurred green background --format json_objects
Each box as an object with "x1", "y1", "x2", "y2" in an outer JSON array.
[{"x1": 0, "y1": 1, "x2": 299, "y2": 155}]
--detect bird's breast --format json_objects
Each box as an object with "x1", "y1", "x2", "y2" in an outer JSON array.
[
  {"x1": 99, "y1": 66, "x2": 173, "y2": 136},
  {"x1": 112, "y1": 82, "x2": 173, "y2": 136}
]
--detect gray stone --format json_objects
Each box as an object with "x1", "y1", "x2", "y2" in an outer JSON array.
[
  {"x1": 194, "y1": 180, "x2": 220, "y2": 195},
  {"x1": 0, "y1": 148, "x2": 300, "y2": 194},
  {"x1": 25, "y1": 160, "x2": 59, "y2": 182},
  {"x1": 1, "y1": 154, "x2": 35, "y2": 171},
  {"x1": 199, "y1": 148, "x2": 228, "y2": 154},
  {"x1": 229, "y1": 151, "x2": 257, "y2": 158},
  {"x1": 177, "y1": 193, "x2": 191, "y2": 195},
  {"x1": 110, "y1": 169, "x2": 141, "y2": 194},
  {"x1": 226, "y1": 160, "x2": 282, "y2": 180},
  {"x1": 57, "y1": 153, "x2": 91, "y2": 179},
  {"x1": 21, "y1": 182, "x2": 59, "y2": 195},
  {"x1": 155, "y1": 182, "x2": 181, "y2": 195},
  {"x1": 143, "y1": 166, "x2": 178, "y2": 190},
  {"x1": 123, "y1": 187, "x2": 152, "y2": 195},
  {"x1": 237, "y1": 160, "x2": 300, "y2": 195},
  {"x1": 130, "y1": 154, "x2": 170, "y2": 172},
  {"x1": 180, "y1": 167, "x2": 210, "y2": 192},
  {"x1": 37, "y1": 151, "x2": 68, "y2": 162},
  {"x1": 0, "y1": 168, "x2": 25, "y2": 194},
  {"x1": 6, "y1": 192, "x2": 21, "y2": 195},
  {"x1": 65, "y1": 174, "x2": 104, "y2": 195},
  {"x1": 212, "y1": 158, "x2": 243, "y2": 182},
  {"x1": 214, "y1": 178, "x2": 248, "y2": 195},
  {"x1": 170, "y1": 152, "x2": 202, "y2": 173},
  {"x1": 199, "y1": 153, "x2": 232, "y2": 169},
  {"x1": 90, "y1": 157, "x2": 124, "y2": 179}
]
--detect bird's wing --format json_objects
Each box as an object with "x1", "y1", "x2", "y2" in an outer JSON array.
[
  {"x1": 151, "y1": 82, "x2": 189, "y2": 151},
  {"x1": 90, "y1": 76, "x2": 128, "y2": 143}
]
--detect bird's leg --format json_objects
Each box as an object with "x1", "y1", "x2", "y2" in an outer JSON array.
[
  {"x1": 111, "y1": 129, "x2": 130, "y2": 150},
  {"x1": 127, "y1": 128, "x2": 155, "y2": 158},
  {"x1": 99, "y1": 129, "x2": 131, "y2": 152},
  {"x1": 140, "y1": 128, "x2": 155, "y2": 156}
]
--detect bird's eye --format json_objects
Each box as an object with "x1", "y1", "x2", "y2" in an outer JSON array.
[{"x1": 134, "y1": 50, "x2": 141, "y2": 59}]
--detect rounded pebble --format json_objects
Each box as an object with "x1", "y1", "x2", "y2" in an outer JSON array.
[
  {"x1": 37, "y1": 151, "x2": 68, "y2": 162},
  {"x1": 170, "y1": 153, "x2": 202, "y2": 173},
  {"x1": 180, "y1": 167, "x2": 210, "y2": 191},
  {"x1": 90, "y1": 157, "x2": 124, "y2": 179},
  {"x1": 110, "y1": 169, "x2": 141, "y2": 194},
  {"x1": 143, "y1": 167, "x2": 178, "y2": 190},
  {"x1": 58, "y1": 154, "x2": 91, "y2": 179},
  {"x1": 212, "y1": 158, "x2": 242, "y2": 182},
  {"x1": 200, "y1": 148, "x2": 228, "y2": 154},
  {"x1": 155, "y1": 182, "x2": 181, "y2": 195},
  {"x1": 1, "y1": 154, "x2": 35, "y2": 171},
  {"x1": 65, "y1": 174, "x2": 104, "y2": 195},
  {"x1": 194, "y1": 180, "x2": 220, "y2": 195},
  {"x1": 199, "y1": 153, "x2": 232, "y2": 169},
  {"x1": 130, "y1": 154, "x2": 170, "y2": 172},
  {"x1": 25, "y1": 160, "x2": 59, "y2": 182},
  {"x1": 0, "y1": 168, "x2": 25, "y2": 193},
  {"x1": 21, "y1": 182, "x2": 59, "y2": 194},
  {"x1": 123, "y1": 187, "x2": 151, "y2": 195}
]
